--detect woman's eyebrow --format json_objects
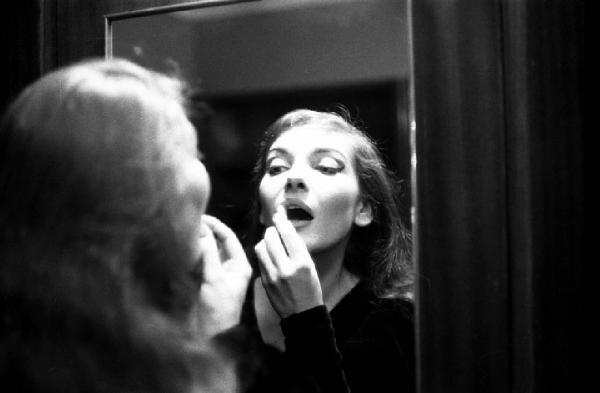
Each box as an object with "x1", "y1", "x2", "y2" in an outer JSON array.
[
  {"x1": 266, "y1": 147, "x2": 291, "y2": 160},
  {"x1": 312, "y1": 148, "x2": 348, "y2": 161}
]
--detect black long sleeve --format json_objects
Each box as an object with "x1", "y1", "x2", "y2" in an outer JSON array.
[
  {"x1": 281, "y1": 305, "x2": 350, "y2": 392},
  {"x1": 239, "y1": 280, "x2": 415, "y2": 393}
]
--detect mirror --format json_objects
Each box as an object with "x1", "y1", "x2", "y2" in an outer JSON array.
[
  {"x1": 106, "y1": 0, "x2": 414, "y2": 240},
  {"x1": 107, "y1": 0, "x2": 416, "y2": 390}
]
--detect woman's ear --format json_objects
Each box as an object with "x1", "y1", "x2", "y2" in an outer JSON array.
[{"x1": 354, "y1": 200, "x2": 373, "y2": 227}]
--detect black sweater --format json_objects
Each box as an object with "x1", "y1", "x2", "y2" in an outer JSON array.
[{"x1": 232, "y1": 278, "x2": 415, "y2": 393}]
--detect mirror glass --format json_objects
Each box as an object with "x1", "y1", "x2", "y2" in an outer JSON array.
[{"x1": 107, "y1": 0, "x2": 413, "y2": 243}]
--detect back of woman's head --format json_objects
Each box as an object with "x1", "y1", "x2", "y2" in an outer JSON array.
[
  {"x1": 0, "y1": 59, "x2": 230, "y2": 392},
  {"x1": 0, "y1": 58, "x2": 195, "y2": 241},
  {"x1": 0, "y1": 58, "x2": 204, "y2": 311},
  {"x1": 251, "y1": 109, "x2": 413, "y2": 299}
]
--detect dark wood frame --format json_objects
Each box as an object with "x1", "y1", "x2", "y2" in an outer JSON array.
[
  {"x1": 413, "y1": 1, "x2": 583, "y2": 392},
  {"x1": 5, "y1": 1, "x2": 584, "y2": 392}
]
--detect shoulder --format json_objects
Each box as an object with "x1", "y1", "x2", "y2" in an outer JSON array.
[
  {"x1": 331, "y1": 282, "x2": 414, "y2": 344},
  {"x1": 336, "y1": 289, "x2": 416, "y2": 391},
  {"x1": 339, "y1": 280, "x2": 414, "y2": 324},
  {"x1": 361, "y1": 296, "x2": 414, "y2": 337},
  {"x1": 371, "y1": 296, "x2": 414, "y2": 322}
]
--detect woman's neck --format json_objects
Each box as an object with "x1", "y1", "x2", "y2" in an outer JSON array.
[{"x1": 312, "y1": 241, "x2": 359, "y2": 311}]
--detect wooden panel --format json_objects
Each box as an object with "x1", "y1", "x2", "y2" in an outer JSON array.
[
  {"x1": 412, "y1": 1, "x2": 510, "y2": 392},
  {"x1": 502, "y1": 1, "x2": 584, "y2": 392},
  {"x1": 413, "y1": 0, "x2": 584, "y2": 392}
]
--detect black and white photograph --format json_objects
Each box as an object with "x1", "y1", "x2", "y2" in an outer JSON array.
[{"x1": 1, "y1": 1, "x2": 584, "y2": 392}]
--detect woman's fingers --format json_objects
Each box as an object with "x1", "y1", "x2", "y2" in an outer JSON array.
[
  {"x1": 202, "y1": 214, "x2": 247, "y2": 263},
  {"x1": 263, "y1": 226, "x2": 290, "y2": 270},
  {"x1": 197, "y1": 222, "x2": 220, "y2": 280},
  {"x1": 271, "y1": 206, "x2": 311, "y2": 260},
  {"x1": 254, "y1": 239, "x2": 277, "y2": 283},
  {"x1": 254, "y1": 220, "x2": 324, "y2": 318},
  {"x1": 196, "y1": 217, "x2": 252, "y2": 336}
]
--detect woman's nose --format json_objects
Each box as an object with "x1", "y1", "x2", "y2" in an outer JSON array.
[{"x1": 285, "y1": 177, "x2": 307, "y2": 192}]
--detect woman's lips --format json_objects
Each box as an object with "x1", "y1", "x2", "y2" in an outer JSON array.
[
  {"x1": 286, "y1": 207, "x2": 313, "y2": 221},
  {"x1": 282, "y1": 199, "x2": 314, "y2": 221}
]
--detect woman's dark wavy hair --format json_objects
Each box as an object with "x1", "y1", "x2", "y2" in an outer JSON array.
[{"x1": 248, "y1": 109, "x2": 413, "y2": 299}]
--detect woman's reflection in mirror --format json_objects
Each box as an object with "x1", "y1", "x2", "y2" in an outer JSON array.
[{"x1": 242, "y1": 109, "x2": 415, "y2": 393}]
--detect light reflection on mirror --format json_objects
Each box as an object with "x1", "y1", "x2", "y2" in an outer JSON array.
[{"x1": 107, "y1": 0, "x2": 412, "y2": 241}]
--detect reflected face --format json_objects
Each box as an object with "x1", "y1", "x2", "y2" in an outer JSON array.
[{"x1": 259, "y1": 125, "x2": 368, "y2": 254}]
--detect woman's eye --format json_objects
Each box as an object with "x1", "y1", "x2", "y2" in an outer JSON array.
[
  {"x1": 316, "y1": 165, "x2": 338, "y2": 175},
  {"x1": 268, "y1": 165, "x2": 287, "y2": 175},
  {"x1": 266, "y1": 158, "x2": 289, "y2": 176},
  {"x1": 315, "y1": 158, "x2": 343, "y2": 175}
]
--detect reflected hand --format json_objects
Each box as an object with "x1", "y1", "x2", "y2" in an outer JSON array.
[
  {"x1": 254, "y1": 206, "x2": 323, "y2": 319},
  {"x1": 196, "y1": 215, "x2": 252, "y2": 336}
]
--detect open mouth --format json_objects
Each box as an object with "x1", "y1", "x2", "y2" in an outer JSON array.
[{"x1": 284, "y1": 202, "x2": 314, "y2": 221}]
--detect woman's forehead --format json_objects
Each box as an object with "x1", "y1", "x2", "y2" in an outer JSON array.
[{"x1": 271, "y1": 124, "x2": 357, "y2": 155}]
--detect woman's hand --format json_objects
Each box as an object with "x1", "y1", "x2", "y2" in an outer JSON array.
[
  {"x1": 254, "y1": 206, "x2": 324, "y2": 319},
  {"x1": 196, "y1": 214, "x2": 252, "y2": 336}
]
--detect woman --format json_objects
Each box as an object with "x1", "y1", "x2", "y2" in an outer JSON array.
[
  {"x1": 0, "y1": 58, "x2": 251, "y2": 393},
  {"x1": 243, "y1": 109, "x2": 415, "y2": 392}
]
